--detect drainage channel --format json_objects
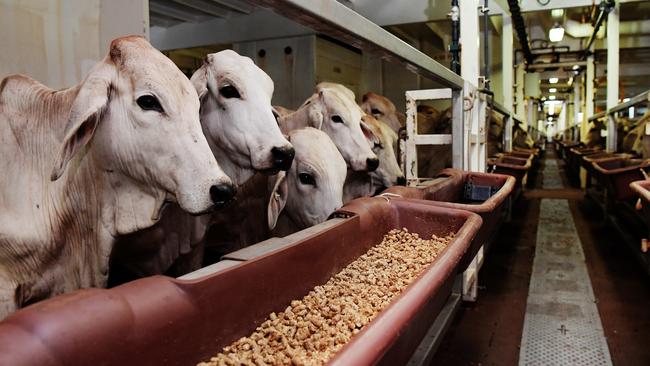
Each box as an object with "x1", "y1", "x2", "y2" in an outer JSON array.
[{"x1": 519, "y1": 159, "x2": 612, "y2": 365}]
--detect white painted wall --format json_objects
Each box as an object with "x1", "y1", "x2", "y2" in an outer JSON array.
[
  {"x1": 0, "y1": 0, "x2": 100, "y2": 89},
  {"x1": 0, "y1": 0, "x2": 148, "y2": 90}
]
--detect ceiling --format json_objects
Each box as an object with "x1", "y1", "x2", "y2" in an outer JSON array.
[{"x1": 149, "y1": 0, "x2": 254, "y2": 27}]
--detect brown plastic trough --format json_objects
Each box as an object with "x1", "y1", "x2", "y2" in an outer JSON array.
[
  {"x1": 487, "y1": 155, "x2": 531, "y2": 197},
  {"x1": 631, "y1": 180, "x2": 650, "y2": 228},
  {"x1": 385, "y1": 168, "x2": 515, "y2": 268},
  {"x1": 0, "y1": 197, "x2": 481, "y2": 366},
  {"x1": 566, "y1": 147, "x2": 603, "y2": 185},
  {"x1": 592, "y1": 158, "x2": 650, "y2": 202}
]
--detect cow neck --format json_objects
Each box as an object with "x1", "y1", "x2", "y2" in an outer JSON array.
[
  {"x1": 279, "y1": 102, "x2": 318, "y2": 134},
  {"x1": 199, "y1": 99, "x2": 253, "y2": 187}
]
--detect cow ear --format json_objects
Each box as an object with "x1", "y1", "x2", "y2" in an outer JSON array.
[
  {"x1": 308, "y1": 108, "x2": 324, "y2": 130},
  {"x1": 361, "y1": 120, "x2": 381, "y2": 146},
  {"x1": 267, "y1": 171, "x2": 289, "y2": 230},
  {"x1": 190, "y1": 63, "x2": 209, "y2": 100},
  {"x1": 51, "y1": 61, "x2": 115, "y2": 181}
]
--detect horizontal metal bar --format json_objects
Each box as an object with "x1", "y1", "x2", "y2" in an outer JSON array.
[
  {"x1": 414, "y1": 134, "x2": 453, "y2": 145},
  {"x1": 527, "y1": 60, "x2": 587, "y2": 70},
  {"x1": 588, "y1": 110, "x2": 607, "y2": 122},
  {"x1": 249, "y1": 0, "x2": 464, "y2": 89},
  {"x1": 491, "y1": 99, "x2": 512, "y2": 117},
  {"x1": 406, "y1": 88, "x2": 452, "y2": 101},
  {"x1": 607, "y1": 90, "x2": 650, "y2": 115}
]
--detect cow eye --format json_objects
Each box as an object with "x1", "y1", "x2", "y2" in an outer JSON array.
[
  {"x1": 136, "y1": 95, "x2": 164, "y2": 113},
  {"x1": 371, "y1": 108, "x2": 382, "y2": 115},
  {"x1": 298, "y1": 173, "x2": 316, "y2": 186},
  {"x1": 331, "y1": 115, "x2": 344, "y2": 123},
  {"x1": 272, "y1": 109, "x2": 280, "y2": 125},
  {"x1": 373, "y1": 142, "x2": 383, "y2": 150},
  {"x1": 219, "y1": 84, "x2": 241, "y2": 99}
]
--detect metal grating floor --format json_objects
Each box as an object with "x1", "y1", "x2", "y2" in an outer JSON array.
[
  {"x1": 519, "y1": 158, "x2": 612, "y2": 365},
  {"x1": 541, "y1": 159, "x2": 564, "y2": 189}
]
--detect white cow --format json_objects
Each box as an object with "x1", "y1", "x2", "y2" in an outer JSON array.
[
  {"x1": 109, "y1": 50, "x2": 294, "y2": 282},
  {"x1": 0, "y1": 36, "x2": 233, "y2": 318},
  {"x1": 279, "y1": 89, "x2": 379, "y2": 172},
  {"x1": 204, "y1": 128, "x2": 347, "y2": 257},
  {"x1": 268, "y1": 128, "x2": 347, "y2": 236}
]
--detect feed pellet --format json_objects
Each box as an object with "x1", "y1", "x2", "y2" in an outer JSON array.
[{"x1": 198, "y1": 228, "x2": 454, "y2": 366}]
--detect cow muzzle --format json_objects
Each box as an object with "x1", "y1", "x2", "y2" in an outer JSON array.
[
  {"x1": 210, "y1": 183, "x2": 237, "y2": 209},
  {"x1": 271, "y1": 146, "x2": 295, "y2": 171}
]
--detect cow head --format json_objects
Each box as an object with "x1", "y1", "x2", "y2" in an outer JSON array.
[
  {"x1": 301, "y1": 87, "x2": 378, "y2": 172},
  {"x1": 361, "y1": 114, "x2": 405, "y2": 189},
  {"x1": 191, "y1": 50, "x2": 294, "y2": 185},
  {"x1": 268, "y1": 128, "x2": 347, "y2": 230},
  {"x1": 51, "y1": 36, "x2": 233, "y2": 227},
  {"x1": 361, "y1": 92, "x2": 404, "y2": 133}
]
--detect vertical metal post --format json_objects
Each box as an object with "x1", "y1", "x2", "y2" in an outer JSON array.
[
  {"x1": 461, "y1": 0, "x2": 479, "y2": 172},
  {"x1": 502, "y1": 15, "x2": 514, "y2": 112},
  {"x1": 452, "y1": 88, "x2": 465, "y2": 169},
  {"x1": 585, "y1": 54, "x2": 595, "y2": 143},
  {"x1": 574, "y1": 76, "x2": 581, "y2": 127},
  {"x1": 482, "y1": 0, "x2": 490, "y2": 90},
  {"x1": 405, "y1": 92, "x2": 418, "y2": 183},
  {"x1": 450, "y1": 0, "x2": 461, "y2": 74},
  {"x1": 606, "y1": 0, "x2": 620, "y2": 152},
  {"x1": 515, "y1": 64, "x2": 525, "y2": 123}
]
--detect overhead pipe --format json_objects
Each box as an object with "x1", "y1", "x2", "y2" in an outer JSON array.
[
  {"x1": 507, "y1": 0, "x2": 533, "y2": 65},
  {"x1": 450, "y1": 0, "x2": 461, "y2": 74},
  {"x1": 581, "y1": 0, "x2": 615, "y2": 60}
]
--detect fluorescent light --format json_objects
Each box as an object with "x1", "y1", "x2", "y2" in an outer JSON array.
[
  {"x1": 549, "y1": 77, "x2": 559, "y2": 84},
  {"x1": 572, "y1": 64, "x2": 580, "y2": 70},
  {"x1": 552, "y1": 9, "x2": 565, "y2": 18},
  {"x1": 549, "y1": 88, "x2": 557, "y2": 93},
  {"x1": 623, "y1": 98, "x2": 630, "y2": 102},
  {"x1": 549, "y1": 24, "x2": 565, "y2": 42},
  {"x1": 629, "y1": 106, "x2": 635, "y2": 119},
  {"x1": 549, "y1": 95, "x2": 556, "y2": 100},
  {"x1": 547, "y1": 117, "x2": 553, "y2": 122}
]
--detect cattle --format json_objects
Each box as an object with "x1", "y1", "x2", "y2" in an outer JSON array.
[
  {"x1": 343, "y1": 114, "x2": 405, "y2": 203},
  {"x1": 0, "y1": 36, "x2": 233, "y2": 318},
  {"x1": 361, "y1": 91, "x2": 405, "y2": 133},
  {"x1": 488, "y1": 113, "x2": 504, "y2": 157},
  {"x1": 109, "y1": 50, "x2": 295, "y2": 282},
  {"x1": 268, "y1": 128, "x2": 347, "y2": 236},
  {"x1": 279, "y1": 88, "x2": 379, "y2": 172},
  {"x1": 205, "y1": 128, "x2": 347, "y2": 257}
]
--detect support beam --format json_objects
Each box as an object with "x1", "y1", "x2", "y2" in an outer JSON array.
[
  {"x1": 502, "y1": 14, "x2": 514, "y2": 112},
  {"x1": 584, "y1": 53, "x2": 595, "y2": 143},
  {"x1": 574, "y1": 78, "x2": 581, "y2": 126},
  {"x1": 606, "y1": 0, "x2": 620, "y2": 152},
  {"x1": 460, "y1": 0, "x2": 481, "y2": 174},
  {"x1": 515, "y1": 64, "x2": 525, "y2": 122}
]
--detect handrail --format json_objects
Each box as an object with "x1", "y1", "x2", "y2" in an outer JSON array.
[
  {"x1": 249, "y1": 0, "x2": 464, "y2": 89},
  {"x1": 607, "y1": 90, "x2": 650, "y2": 115}
]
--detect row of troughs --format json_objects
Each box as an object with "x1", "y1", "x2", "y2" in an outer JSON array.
[
  {"x1": 0, "y1": 35, "x2": 543, "y2": 365},
  {"x1": 555, "y1": 131, "x2": 650, "y2": 276}
]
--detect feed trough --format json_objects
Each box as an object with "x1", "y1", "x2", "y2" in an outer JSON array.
[
  {"x1": 385, "y1": 168, "x2": 515, "y2": 268},
  {"x1": 591, "y1": 158, "x2": 650, "y2": 202},
  {"x1": 487, "y1": 155, "x2": 531, "y2": 198},
  {"x1": 0, "y1": 197, "x2": 481, "y2": 366}
]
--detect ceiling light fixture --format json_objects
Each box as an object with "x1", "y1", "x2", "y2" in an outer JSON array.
[
  {"x1": 549, "y1": 23, "x2": 565, "y2": 42},
  {"x1": 549, "y1": 88, "x2": 557, "y2": 93},
  {"x1": 549, "y1": 95, "x2": 556, "y2": 100},
  {"x1": 551, "y1": 9, "x2": 565, "y2": 18},
  {"x1": 549, "y1": 77, "x2": 559, "y2": 84}
]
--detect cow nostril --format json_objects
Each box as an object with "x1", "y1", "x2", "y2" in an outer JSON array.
[
  {"x1": 397, "y1": 176, "x2": 406, "y2": 185},
  {"x1": 271, "y1": 146, "x2": 295, "y2": 171},
  {"x1": 210, "y1": 183, "x2": 236, "y2": 208},
  {"x1": 366, "y1": 158, "x2": 379, "y2": 172}
]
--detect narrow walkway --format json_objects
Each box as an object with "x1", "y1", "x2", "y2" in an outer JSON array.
[
  {"x1": 432, "y1": 147, "x2": 650, "y2": 365},
  {"x1": 519, "y1": 155, "x2": 612, "y2": 365}
]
